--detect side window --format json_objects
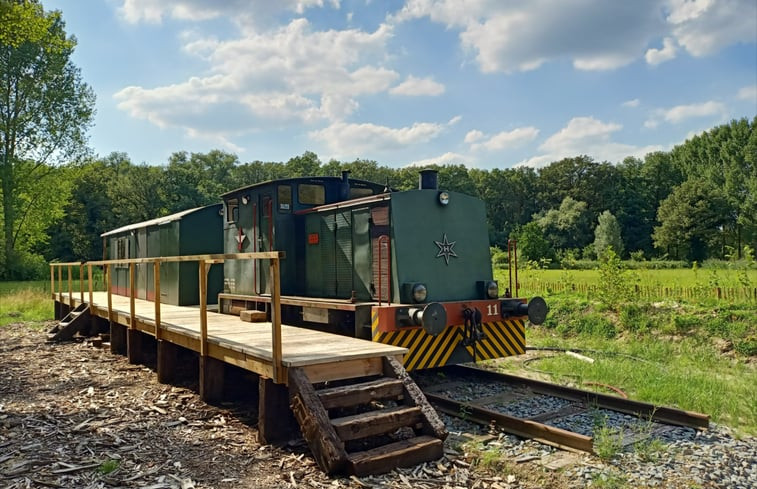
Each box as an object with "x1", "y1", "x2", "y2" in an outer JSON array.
[
  {"x1": 298, "y1": 184, "x2": 325, "y2": 205},
  {"x1": 116, "y1": 237, "x2": 130, "y2": 267},
  {"x1": 278, "y1": 185, "x2": 292, "y2": 212},
  {"x1": 226, "y1": 198, "x2": 239, "y2": 223}
]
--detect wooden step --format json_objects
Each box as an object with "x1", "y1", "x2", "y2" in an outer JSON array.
[
  {"x1": 318, "y1": 378, "x2": 404, "y2": 410},
  {"x1": 348, "y1": 435, "x2": 443, "y2": 476},
  {"x1": 331, "y1": 406, "x2": 422, "y2": 441}
]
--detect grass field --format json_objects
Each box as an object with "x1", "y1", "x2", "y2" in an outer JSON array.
[
  {"x1": 490, "y1": 266, "x2": 757, "y2": 435},
  {"x1": 497, "y1": 267, "x2": 757, "y2": 289},
  {"x1": 0, "y1": 281, "x2": 53, "y2": 326}
]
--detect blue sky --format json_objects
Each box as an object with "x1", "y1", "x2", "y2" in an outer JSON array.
[{"x1": 45, "y1": 0, "x2": 756, "y2": 169}]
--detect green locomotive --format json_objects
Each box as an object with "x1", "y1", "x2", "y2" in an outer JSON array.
[{"x1": 218, "y1": 169, "x2": 546, "y2": 370}]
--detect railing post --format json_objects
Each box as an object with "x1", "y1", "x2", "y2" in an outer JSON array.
[
  {"x1": 129, "y1": 262, "x2": 136, "y2": 329},
  {"x1": 67, "y1": 265, "x2": 73, "y2": 307},
  {"x1": 106, "y1": 264, "x2": 113, "y2": 324},
  {"x1": 88, "y1": 264, "x2": 93, "y2": 306},
  {"x1": 50, "y1": 265, "x2": 55, "y2": 300},
  {"x1": 58, "y1": 266, "x2": 62, "y2": 301},
  {"x1": 154, "y1": 261, "x2": 161, "y2": 340},
  {"x1": 199, "y1": 259, "x2": 208, "y2": 358},
  {"x1": 271, "y1": 253, "x2": 283, "y2": 383},
  {"x1": 79, "y1": 263, "x2": 85, "y2": 303}
]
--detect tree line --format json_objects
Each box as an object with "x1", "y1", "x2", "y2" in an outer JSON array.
[
  {"x1": 1, "y1": 1, "x2": 755, "y2": 279},
  {"x1": 0, "y1": 115, "x2": 753, "y2": 279}
]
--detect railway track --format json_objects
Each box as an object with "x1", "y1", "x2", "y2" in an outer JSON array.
[{"x1": 414, "y1": 365, "x2": 709, "y2": 454}]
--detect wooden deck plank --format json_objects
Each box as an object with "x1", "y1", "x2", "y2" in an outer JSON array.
[{"x1": 58, "y1": 292, "x2": 406, "y2": 370}]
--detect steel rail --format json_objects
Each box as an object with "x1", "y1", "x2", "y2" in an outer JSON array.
[{"x1": 445, "y1": 365, "x2": 710, "y2": 429}]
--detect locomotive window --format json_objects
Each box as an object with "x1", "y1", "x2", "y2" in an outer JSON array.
[
  {"x1": 116, "y1": 237, "x2": 130, "y2": 267},
  {"x1": 349, "y1": 187, "x2": 374, "y2": 199},
  {"x1": 226, "y1": 198, "x2": 239, "y2": 223},
  {"x1": 298, "y1": 184, "x2": 325, "y2": 205},
  {"x1": 278, "y1": 185, "x2": 292, "y2": 212}
]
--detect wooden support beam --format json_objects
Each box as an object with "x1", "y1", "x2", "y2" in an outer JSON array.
[
  {"x1": 110, "y1": 322, "x2": 127, "y2": 356},
  {"x1": 50, "y1": 266, "x2": 55, "y2": 300},
  {"x1": 199, "y1": 355, "x2": 225, "y2": 402},
  {"x1": 258, "y1": 376, "x2": 298, "y2": 445},
  {"x1": 58, "y1": 266, "x2": 62, "y2": 302},
  {"x1": 106, "y1": 264, "x2": 113, "y2": 327},
  {"x1": 156, "y1": 340, "x2": 177, "y2": 384},
  {"x1": 127, "y1": 328, "x2": 143, "y2": 364}
]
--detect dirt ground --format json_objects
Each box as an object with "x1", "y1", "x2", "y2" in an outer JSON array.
[{"x1": 0, "y1": 322, "x2": 575, "y2": 489}]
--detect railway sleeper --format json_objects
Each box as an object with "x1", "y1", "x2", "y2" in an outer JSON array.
[{"x1": 288, "y1": 356, "x2": 447, "y2": 476}]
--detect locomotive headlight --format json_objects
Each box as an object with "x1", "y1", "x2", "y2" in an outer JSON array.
[
  {"x1": 438, "y1": 191, "x2": 450, "y2": 206},
  {"x1": 486, "y1": 281, "x2": 499, "y2": 299},
  {"x1": 412, "y1": 283, "x2": 428, "y2": 303}
]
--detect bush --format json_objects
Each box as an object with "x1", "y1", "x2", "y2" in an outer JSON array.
[
  {"x1": 734, "y1": 337, "x2": 757, "y2": 356},
  {"x1": 618, "y1": 304, "x2": 654, "y2": 333}
]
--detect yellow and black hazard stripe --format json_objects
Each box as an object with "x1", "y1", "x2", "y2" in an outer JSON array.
[
  {"x1": 463, "y1": 320, "x2": 526, "y2": 361},
  {"x1": 372, "y1": 313, "x2": 525, "y2": 370}
]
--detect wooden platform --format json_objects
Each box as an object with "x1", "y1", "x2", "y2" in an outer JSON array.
[{"x1": 55, "y1": 291, "x2": 406, "y2": 384}]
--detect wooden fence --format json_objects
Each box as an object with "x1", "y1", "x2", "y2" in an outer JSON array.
[{"x1": 519, "y1": 280, "x2": 757, "y2": 303}]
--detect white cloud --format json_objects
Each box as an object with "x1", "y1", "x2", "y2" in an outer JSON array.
[
  {"x1": 645, "y1": 37, "x2": 677, "y2": 65},
  {"x1": 115, "y1": 19, "x2": 397, "y2": 143},
  {"x1": 668, "y1": 0, "x2": 756, "y2": 56},
  {"x1": 737, "y1": 85, "x2": 757, "y2": 102},
  {"x1": 406, "y1": 152, "x2": 473, "y2": 167},
  {"x1": 464, "y1": 130, "x2": 485, "y2": 144},
  {"x1": 518, "y1": 116, "x2": 662, "y2": 168},
  {"x1": 390, "y1": 76, "x2": 445, "y2": 96},
  {"x1": 309, "y1": 120, "x2": 447, "y2": 157},
  {"x1": 622, "y1": 98, "x2": 641, "y2": 108},
  {"x1": 391, "y1": 0, "x2": 756, "y2": 73},
  {"x1": 392, "y1": 1, "x2": 666, "y2": 73},
  {"x1": 468, "y1": 127, "x2": 539, "y2": 151},
  {"x1": 118, "y1": 0, "x2": 338, "y2": 25},
  {"x1": 663, "y1": 101, "x2": 727, "y2": 123}
]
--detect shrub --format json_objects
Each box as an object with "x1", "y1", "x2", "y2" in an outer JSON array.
[{"x1": 618, "y1": 304, "x2": 653, "y2": 333}]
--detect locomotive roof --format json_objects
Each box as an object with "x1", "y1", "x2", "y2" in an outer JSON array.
[
  {"x1": 100, "y1": 204, "x2": 221, "y2": 237},
  {"x1": 220, "y1": 175, "x2": 387, "y2": 199}
]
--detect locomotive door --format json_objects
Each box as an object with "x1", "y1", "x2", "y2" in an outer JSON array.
[{"x1": 258, "y1": 194, "x2": 273, "y2": 294}]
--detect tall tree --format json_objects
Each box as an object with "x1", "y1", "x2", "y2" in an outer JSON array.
[
  {"x1": 0, "y1": 0, "x2": 95, "y2": 277},
  {"x1": 535, "y1": 196, "x2": 593, "y2": 252},
  {"x1": 594, "y1": 210, "x2": 624, "y2": 258},
  {"x1": 653, "y1": 179, "x2": 729, "y2": 261}
]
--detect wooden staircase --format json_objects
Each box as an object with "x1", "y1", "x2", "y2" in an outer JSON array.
[
  {"x1": 289, "y1": 356, "x2": 447, "y2": 476},
  {"x1": 47, "y1": 303, "x2": 90, "y2": 341}
]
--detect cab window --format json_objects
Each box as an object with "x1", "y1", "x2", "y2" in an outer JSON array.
[
  {"x1": 298, "y1": 184, "x2": 325, "y2": 205},
  {"x1": 278, "y1": 185, "x2": 292, "y2": 212}
]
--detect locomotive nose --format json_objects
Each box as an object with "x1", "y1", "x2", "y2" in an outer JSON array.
[{"x1": 409, "y1": 302, "x2": 447, "y2": 336}]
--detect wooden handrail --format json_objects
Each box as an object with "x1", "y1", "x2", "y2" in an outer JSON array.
[{"x1": 50, "y1": 252, "x2": 287, "y2": 383}]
